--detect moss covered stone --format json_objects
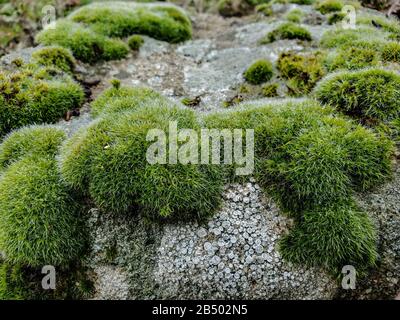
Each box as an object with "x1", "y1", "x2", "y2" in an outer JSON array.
[
  {"x1": 324, "y1": 46, "x2": 380, "y2": 71},
  {"x1": 244, "y1": 59, "x2": 273, "y2": 85},
  {"x1": 315, "y1": 0, "x2": 343, "y2": 14},
  {"x1": 35, "y1": 2, "x2": 192, "y2": 63}
]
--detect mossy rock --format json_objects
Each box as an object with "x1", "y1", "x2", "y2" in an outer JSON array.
[{"x1": 35, "y1": 2, "x2": 192, "y2": 63}]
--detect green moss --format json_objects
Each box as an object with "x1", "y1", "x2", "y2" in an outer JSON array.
[
  {"x1": 327, "y1": 12, "x2": 345, "y2": 24},
  {"x1": 324, "y1": 46, "x2": 380, "y2": 71},
  {"x1": 90, "y1": 85, "x2": 165, "y2": 117},
  {"x1": 315, "y1": 0, "x2": 343, "y2": 14},
  {"x1": 0, "y1": 260, "x2": 93, "y2": 300},
  {"x1": 31, "y1": 46, "x2": 76, "y2": 73},
  {"x1": 357, "y1": 13, "x2": 400, "y2": 37},
  {"x1": 0, "y1": 125, "x2": 65, "y2": 170},
  {"x1": 244, "y1": 59, "x2": 273, "y2": 85},
  {"x1": 35, "y1": 20, "x2": 129, "y2": 63},
  {"x1": 69, "y1": 2, "x2": 192, "y2": 43},
  {"x1": 320, "y1": 27, "x2": 388, "y2": 49},
  {"x1": 0, "y1": 67, "x2": 84, "y2": 136},
  {"x1": 60, "y1": 100, "x2": 224, "y2": 220},
  {"x1": 381, "y1": 41, "x2": 400, "y2": 63},
  {"x1": 261, "y1": 83, "x2": 279, "y2": 97},
  {"x1": 285, "y1": 9, "x2": 304, "y2": 23},
  {"x1": 0, "y1": 155, "x2": 85, "y2": 267},
  {"x1": 314, "y1": 68, "x2": 400, "y2": 121},
  {"x1": 261, "y1": 22, "x2": 312, "y2": 43},
  {"x1": 289, "y1": 0, "x2": 314, "y2": 4},
  {"x1": 277, "y1": 51, "x2": 325, "y2": 95},
  {"x1": 255, "y1": 3, "x2": 273, "y2": 16},
  {"x1": 280, "y1": 201, "x2": 377, "y2": 274},
  {"x1": 127, "y1": 34, "x2": 144, "y2": 51}
]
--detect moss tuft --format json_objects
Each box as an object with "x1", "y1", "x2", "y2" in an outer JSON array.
[
  {"x1": 31, "y1": 46, "x2": 76, "y2": 73},
  {"x1": 261, "y1": 22, "x2": 312, "y2": 43},
  {"x1": 60, "y1": 97, "x2": 224, "y2": 220},
  {"x1": 327, "y1": 12, "x2": 345, "y2": 24},
  {"x1": 261, "y1": 83, "x2": 279, "y2": 97},
  {"x1": 243, "y1": 59, "x2": 274, "y2": 85},
  {"x1": 324, "y1": 46, "x2": 380, "y2": 71},
  {"x1": 35, "y1": 20, "x2": 129, "y2": 63},
  {"x1": 280, "y1": 201, "x2": 377, "y2": 274},
  {"x1": 315, "y1": 0, "x2": 343, "y2": 14},
  {"x1": 0, "y1": 125, "x2": 65, "y2": 170},
  {"x1": 0, "y1": 66, "x2": 84, "y2": 137},
  {"x1": 314, "y1": 68, "x2": 400, "y2": 121},
  {"x1": 285, "y1": 9, "x2": 304, "y2": 23},
  {"x1": 127, "y1": 34, "x2": 144, "y2": 51},
  {"x1": 255, "y1": 3, "x2": 273, "y2": 16},
  {"x1": 381, "y1": 41, "x2": 400, "y2": 63},
  {"x1": 277, "y1": 51, "x2": 325, "y2": 95}
]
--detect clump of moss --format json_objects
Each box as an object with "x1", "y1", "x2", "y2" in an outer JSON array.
[
  {"x1": 244, "y1": 59, "x2": 273, "y2": 85},
  {"x1": 90, "y1": 85, "x2": 165, "y2": 117},
  {"x1": 324, "y1": 46, "x2": 380, "y2": 71},
  {"x1": 128, "y1": 35, "x2": 144, "y2": 51},
  {"x1": 315, "y1": 0, "x2": 343, "y2": 14},
  {"x1": 0, "y1": 125, "x2": 65, "y2": 170},
  {"x1": 36, "y1": 2, "x2": 192, "y2": 63},
  {"x1": 285, "y1": 9, "x2": 304, "y2": 23},
  {"x1": 0, "y1": 127, "x2": 85, "y2": 267},
  {"x1": 35, "y1": 20, "x2": 129, "y2": 63},
  {"x1": 280, "y1": 201, "x2": 377, "y2": 273},
  {"x1": 204, "y1": 99, "x2": 391, "y2": 272},
  {"x1": 289, "y1": 0, "x2": 314, "y2": 4},
  {"x1": 277, "y1": 51, "x2": 325, "y2": 95},
  {"x1": 255, "y1": 3, "x2": 273, "y2": 16},
  {"x1": 357, "y1": 13, "x2": 400, "y2": 38},
  {"x1": 0, "y1": 66, "x2": 84, "y2": 136},
  {"x1": 60, "y1": 95, "x2": 224, "y2": 220},
  {"x1": 31, "y1": 46, "x2": 76, "y2": 73},
  {"x1": 314, "y1": 68, "x2": 400, "y2": 121},
  {"x1": 69, "y1": 2, "x2": 192, "y2": 43},
  {"x1": 261, "y1": 83, "x2": 279, "y2": 97},
  {"x1": 381, "y1": 41, "x2": 400, "y2": 63},
  {"x1": 327, "y1": 12, "x2": 345, "y2": 24},
  {"x1": 261, "y1": 22, "x2": 312, "y2": 43}
]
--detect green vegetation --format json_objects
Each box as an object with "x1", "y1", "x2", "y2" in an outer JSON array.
[
  {"x1": 280, "y1": 201, "x2": 377, "y2": 272},
  {"x1": 314, "y1": 68, "x2": 400, "y2": 121},
  {"x1": 289, "y1": 0, "x2": 314, "y2": 4},
  {"x1": 261, "y1": 22, "x2": 312, "y2": 43},
  {"x1": 255, "y1": 3, "x2": 273, "y2": 16},
  {"x1": 0, "y1": 125, "x2": 65, "y2": 170},
  {"x1": 261, "y1": 83, "x2": 279, "y2": 97},
  {"x1": 285, "y1": 9, "x2": 304, "y2": 23},
  {"x1": 381, "y1": 41, "x2": 400, "y2": 63},
  {"x1": 244, "y1": 59, "x2": 274, "y2": 84},
  {"x1": 324, "y1": 46, "x2": 380, "y2": 71},
  {"x1": 31, "y1": 46, "x2": 76, "y2": 73},
  {"x1": 204, "y1": 99, "x2": 392, "y2": 273},
  {"x1": 327, "y1": 12, "x2": 345, "y2": 24},
  {"x1": 0, "y1": 63, "x2": 84, "y2": 137},
  {"x1": 277, "y1": 51, "x2": 325, "y2": 95},
  {"x1": 315, "y1": 0, "x2": 343, "y2": 14},
  {"x1": 35, "y1": 20, "x2": 130, "y2": 63},
  {"x1": 35, "y1": 2, "x2": 192, "y2": 63},
  {"x1": 60, "y1": 90, "x2": 224, "y2": 219},
  {"x1": 90, "y1": 84, "x2": 165, "y2": 117},
  {"x1": 0, "y1": 126, "x2": 85, "y2": 267},
  {"x1": 128, "y1": 35, "x2": 144, "y2": 51}
]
